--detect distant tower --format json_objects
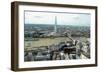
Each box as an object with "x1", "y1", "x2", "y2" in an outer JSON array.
[{"x1": 54, "y1": 16, "x2": 57, "y2": 33}]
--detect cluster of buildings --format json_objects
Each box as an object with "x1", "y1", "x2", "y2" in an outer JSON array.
[
  {"x1": 24, "y1": 37, "x2": 90, "y2": 61},
  {"x1": 24, "y1": 16, "x2": 90, "y2": 61}
]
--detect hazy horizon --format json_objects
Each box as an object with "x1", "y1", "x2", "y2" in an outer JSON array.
[{"x1": 24, "y1": 11, "x2": 91, "y2": 26}]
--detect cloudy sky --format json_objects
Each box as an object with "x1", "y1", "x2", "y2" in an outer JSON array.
[{"x1": 24, "y1": 11, "x2": 91, "y2": 26}]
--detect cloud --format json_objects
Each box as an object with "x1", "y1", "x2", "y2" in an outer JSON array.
[{"x1": 25, "y1": 11, "x2": 90, "y2": 26}]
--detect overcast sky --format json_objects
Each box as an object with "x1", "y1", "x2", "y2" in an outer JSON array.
[{"x1": 24, "y1": 11, "x2": 91, "y2": 26}]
